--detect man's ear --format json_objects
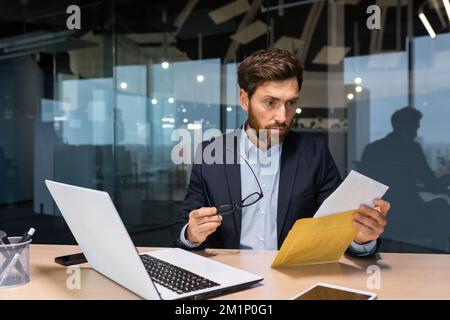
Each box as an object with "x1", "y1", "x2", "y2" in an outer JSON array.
[{"x1": 239, "y1": 89, "x2": 249, "y2": 112}]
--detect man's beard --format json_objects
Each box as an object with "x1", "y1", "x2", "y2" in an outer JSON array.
[{"x1": 247, "y1": 102, "x2": 292, "y2": 148}]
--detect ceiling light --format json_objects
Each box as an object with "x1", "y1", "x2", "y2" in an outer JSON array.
[
  {"x1": 188, "y1": 123, "x2": 202, "y2": 130},
  {"x1": 444, "y1": 0, "x2": 450, "y2": 22},
  {"x1": 419, "y1": 12, "x2": 437, "y2": 39},
  {"x1": 162, "y1": 117, "x2": 175, "y2": 123},
  {"x1": 161, "y1": 61, "x2": 169, "y2": 69}
]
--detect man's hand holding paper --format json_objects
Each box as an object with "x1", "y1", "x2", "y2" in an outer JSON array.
[
  {"x1": 272, "y1": 171, "x2": 390, "y2": 267},
  {"x1": 315, "y1": 170, "x2": 390, "y2": 245},
  {"x1": 353, "y1": 199, "x2": 390, "y2": 245}
]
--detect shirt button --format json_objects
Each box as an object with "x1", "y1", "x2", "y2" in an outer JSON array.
[
  {"x1": 259, "y1": 236, "x2": 264, "y2": 242},
  {"x1": 261, "y1": 210, "x2": 266, "y2": 215},
  {"x1": 262, "y1": 183, "x2": 267, "y2": 189}
]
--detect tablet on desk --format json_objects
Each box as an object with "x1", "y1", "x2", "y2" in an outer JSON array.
[{"x1": 290, "y1": 282, "x2": 377, "y2": 300}]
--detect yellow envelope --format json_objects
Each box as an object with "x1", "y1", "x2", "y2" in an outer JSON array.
[{"x1": 271, "y1": 210, "x2": 358, "y2": 267}]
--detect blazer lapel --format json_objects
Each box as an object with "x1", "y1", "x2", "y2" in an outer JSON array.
[
  {"x1": 223, "y1": 129, "x2": 242, "y2": 244},
  {"x1": 277, "y1": 131, "x2": 300, "y2": 246}
]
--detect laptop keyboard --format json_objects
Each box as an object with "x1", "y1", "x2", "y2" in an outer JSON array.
[{"x1": 140, "y1": 254, "x2": 220, "y2": 294}]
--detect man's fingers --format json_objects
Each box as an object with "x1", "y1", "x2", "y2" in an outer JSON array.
[
  {"x1": 190, "y1": 207, "x2": 217, "y2": 219},
  {"x1": 354, "y1": 212, "x2": 384, "y2": 235},
  {"x1": 357, "y1": 205, "x2": 387, "y2": 227},
  {"x1": 195, "y1": 214, "x2": 223, "y2": 225},
  {"x1": 353, "y1": 200, "x2": 390, "y2": 243},
  {"x1": 353, "y1": 220, "x2": 378, "y2": 238},
  {"x1": 195, "y1": 222, "x2": 220, "y2": 234},
  {"x1": 373, "y1": 199, "x2": 390, "y2": 216}
]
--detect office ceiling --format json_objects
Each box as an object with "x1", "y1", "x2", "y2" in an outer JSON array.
[{"x1": 0, "y1": 0, "x2": 448, "y2": 70}]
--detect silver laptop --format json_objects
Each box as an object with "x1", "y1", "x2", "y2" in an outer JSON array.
[{"x1": 45, "y1": 180, "x2": 263, "y2": 300}]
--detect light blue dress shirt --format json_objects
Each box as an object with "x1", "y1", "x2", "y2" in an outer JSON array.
[
  {"x1": 180, "y1": 128, "x2": 377, "y2": 255},
  {"x1": 239, "y1": 128, "x2": 281, "y2": 250}
]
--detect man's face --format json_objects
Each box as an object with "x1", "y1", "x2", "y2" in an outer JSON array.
[
  {"x1": 404, "y1": 120, "x2": 420, "y2": 140},
  {"x1": 395, "y1": 118, "x2": 421, "y2": 140},
  {"x1": 240, "y1": 78, "x2": 299, "y2": 145}
]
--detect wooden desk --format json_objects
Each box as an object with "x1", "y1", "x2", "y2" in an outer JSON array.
[{"x1": 1, "y1": 245, "x2": 449, "y2": 300}]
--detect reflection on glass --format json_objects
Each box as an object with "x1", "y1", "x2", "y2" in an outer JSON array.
[
  {"x1": 0, "y1": 1, "x2": 449, "y2": 252},
  {"x1": 359, "y1": 107, "x2": 450, "y2": 252}
]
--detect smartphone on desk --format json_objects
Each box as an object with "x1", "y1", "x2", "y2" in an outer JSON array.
[
  {"x1": 290, "y1": 282, "x2": 377, "y2": 300},
  {"x1": 54, "y1": 252, "x2": 87, "y2": 266}
]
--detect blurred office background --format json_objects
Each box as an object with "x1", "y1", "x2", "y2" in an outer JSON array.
[{"x1": 0, "y1": 0, "x2": 449, "y2": 253}]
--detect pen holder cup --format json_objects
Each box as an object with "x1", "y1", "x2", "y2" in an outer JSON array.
[{"x1": 0, "y1": 237, "x2": 32, "y2": 289}]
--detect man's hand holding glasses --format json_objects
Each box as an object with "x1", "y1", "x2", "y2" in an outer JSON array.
[
  {"x1": 186, "y1": 207, "x2": 223, "y2": 244},
  {"x1": 186, "y1": 157, "x2": 264, "y2": 245}
]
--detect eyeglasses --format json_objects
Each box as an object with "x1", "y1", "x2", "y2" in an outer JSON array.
[{"x1": 204, "y1": 156, "x2": 264, "y2": 216}]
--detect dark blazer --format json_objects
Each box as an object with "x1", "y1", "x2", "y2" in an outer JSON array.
[{"x1": 172, "y1": 128, "x2": 379, "y2": 256}]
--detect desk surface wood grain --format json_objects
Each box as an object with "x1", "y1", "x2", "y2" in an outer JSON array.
[{"x1": 1, "y1": 245, "x2": 449, "y2": 300}]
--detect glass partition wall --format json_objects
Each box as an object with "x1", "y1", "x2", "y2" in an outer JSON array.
[{"x1": 0, "y1": 0, "x2": 449, "y2": 252}]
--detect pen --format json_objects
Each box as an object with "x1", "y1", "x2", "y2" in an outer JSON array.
[
  {"x1": 0, "y1": 228, "x2": 35, "y2": 285},
  {"x1": 19, "y1": 228, "x2": 35, "y2": 243}
]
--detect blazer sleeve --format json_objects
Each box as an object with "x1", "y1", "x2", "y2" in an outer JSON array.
[{"x1": 172, "y1": 143, "x2": 208, "y2": 249}]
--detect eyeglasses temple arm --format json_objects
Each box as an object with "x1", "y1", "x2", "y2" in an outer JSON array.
[{"x1": 240, "y1": 156, "x2": 264, "y2": 197}]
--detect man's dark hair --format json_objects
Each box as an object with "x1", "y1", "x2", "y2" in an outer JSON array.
[
  {"x1": 391, "y1": 107, "x2": 422, "y2": 131},
  {"x1": 237, "y1": 48, "x2": 304, "y2": 99}
]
